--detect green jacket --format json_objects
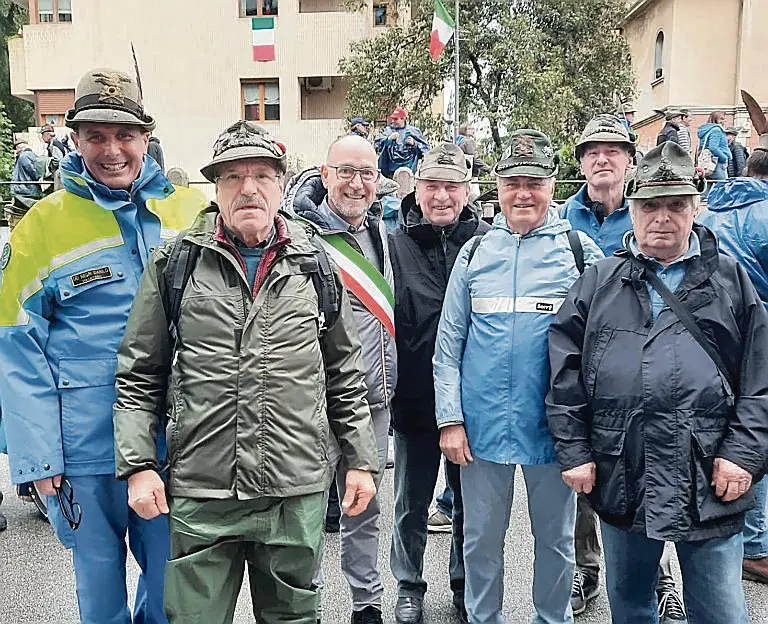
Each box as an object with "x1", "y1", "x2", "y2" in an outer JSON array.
[{"x1": 113, "y1": 205, "x2": 378, "y2": 499}]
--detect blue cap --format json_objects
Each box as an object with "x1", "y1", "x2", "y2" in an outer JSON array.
[{"x1": 350, "y1": 117, "x2": 370, "y2": 126}]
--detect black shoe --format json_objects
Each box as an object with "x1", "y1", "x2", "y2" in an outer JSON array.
[
  {"x1": 394, "y1": 596, "x2": 423, "y2": 624},
  {"x1": 571, "y1": 568, "x2": 599, "y2": 616},
  {"x1": 351, "y1": 606, "x2": 383, "y2": 624},
  {"x1": 452, "y1": 592, "x2": 468, "y2": 624},
  {"x1": 0, "y1": 491, "x2": 6, "y2": 532},
  {"x1": 658, "y1": 587, "x2": 688, "y2": 623}
]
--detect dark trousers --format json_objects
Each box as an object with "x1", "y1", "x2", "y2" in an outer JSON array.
[
  {"x1": 390, "y1": 429, "x2": 465, "y2": 597},
  {"x1": 575, "y1": 492, "x2": 675, "y2": 590}
]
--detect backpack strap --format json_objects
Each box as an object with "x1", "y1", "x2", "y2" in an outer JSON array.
[
  {"x1": 307, "y1": 236, "x2": 340, "y2": 336},
  {"x1": 567, "y1": 230, "x2": 585, "y2": 275},
  {"x1": 467, "y1": 234, "x2": 484, "y2": 265},
  {"x1": 162, "y1": 232, "x2": 200, "y2": 348}
]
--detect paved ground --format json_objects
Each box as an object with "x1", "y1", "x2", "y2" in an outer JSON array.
[{"x1": 1, "y1": 457, "x2": 767, "y2": 623}]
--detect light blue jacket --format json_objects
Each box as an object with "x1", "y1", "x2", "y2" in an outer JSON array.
[
  {"x1": 560, "y1": 184, "x2": 632, "y2": 256},
  {"x1": 0, "y1": 153, "x2": 205, "y2": 483},
  {"x1": 433, "y1": 210, "x2": 604, "y2": 465},
  {"x1": 698, "y1": 123, "x2": 731, "y2": 179},
  {"x1": 698, "y1": 177, "x2": 768, "y2": 308}
]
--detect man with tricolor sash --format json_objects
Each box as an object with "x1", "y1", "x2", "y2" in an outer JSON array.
[
  {"x1": 0, "y1": 68, "x2": 207, "y2": 624},
  {"x1": 287, "y1": 134, "x2": 396, "y2": 624},
  {"x1": 113, "y1": 122, "x2": 378, "y2": 624}
]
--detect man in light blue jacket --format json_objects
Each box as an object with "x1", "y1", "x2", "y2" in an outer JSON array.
[{"x1": 433, "y1": 130, "x2": 603, "y2": 624}]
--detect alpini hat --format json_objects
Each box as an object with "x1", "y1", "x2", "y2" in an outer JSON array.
[
  {"x1": 493, "y1": 129, "x2": 559, "y2": 178},
  {"x1": 625, "y1": 141, "x2": 705, "y2": 199},
  {"x1": 65, "y1": 68, "x2": 155, "y2": 131},
  {"x1": 575, "y1": 114, "x2": 636, "y2": 160},
  {"x1": 416, "y1": 142, "x2": 471, "y2": 182},
  {"x1": 201, "y1": 120, "x2": 287, "y2": 182}
]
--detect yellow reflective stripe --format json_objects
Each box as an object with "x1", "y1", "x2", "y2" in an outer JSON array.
[{"x1": 0, "y1": 192, "x2": 122, "y2": 326}]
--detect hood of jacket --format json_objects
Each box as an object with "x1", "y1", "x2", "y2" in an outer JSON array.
[
  {"x1": 399, "y1": 190, "x2": 483, "y2": 241},
  {"x1": 704, "y1": 177, "x2": 768, "y2": 212},
  {"x1": 59, "y1": 151, "x2": 172, "y2": 211},
  {"x1": 490, "y1": 206, "x2": 571, "y2": 238},
  {"x1": 697, "y1": 123, "x2": 722, "y2": 139}
]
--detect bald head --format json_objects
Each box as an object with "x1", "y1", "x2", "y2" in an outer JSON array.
[{"x1": 326, "y1": 134, "x2": 377, "y2": 163}]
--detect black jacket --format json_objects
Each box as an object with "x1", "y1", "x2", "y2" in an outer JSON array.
[
  {"x1": 547, "y1": 224, "x2": 768, "y2": 541},
  {"x1": 389, "y1": 193, "x2": 490, "y2": 433},
  {"x1": 728, "y1": 141, "x2": 749, "y2": 177},
  {"x1": 656, "y1": 121, "x2": 681, "y2": 146},
  {"x1": 148, "y1": 137, "x2": 165, "y2": 173}
]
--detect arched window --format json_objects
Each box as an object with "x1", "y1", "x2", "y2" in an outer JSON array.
[{"x1": 654, "y1": 31, "x2": 664, "y2": 80}]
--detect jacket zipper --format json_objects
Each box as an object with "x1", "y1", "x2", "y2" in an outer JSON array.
[{"x1": 508, "y1": 233, "x2": 522, "y2": 464}]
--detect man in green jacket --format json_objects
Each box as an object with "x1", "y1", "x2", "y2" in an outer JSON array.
[{"x1": 113, "y1": 120, "x2": 379, "y2": 624}]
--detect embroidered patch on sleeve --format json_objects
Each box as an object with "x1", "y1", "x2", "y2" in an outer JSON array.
[
  {"x1": 71, "y1": 266, "x2": 113, "y2": 287},
  {"x1": 0, "y1": 243, "x2": 10, "y2": 270}
]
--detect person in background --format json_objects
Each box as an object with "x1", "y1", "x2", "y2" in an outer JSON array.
[
  {"x1": 697, "y1": 111, "x2": 731, "y2": 199},
  {"x1": 147, "y1": 135, "x2": 165, "y2": 173},
  {"x1": 677, "y1": 109, "x2": 693, "y2": 156},
  {"x1": 726, "y1": 128, "x2": 749, "y2": 178},
  {"x1": 375, "y1": 107, "x2": 429, "y2": 179},
  {"x1": 350, "y1": 117, "x2": 372, "y2": 139}
]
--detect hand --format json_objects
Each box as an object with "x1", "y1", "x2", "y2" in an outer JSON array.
[
  {"x1": 712, "y1": 458, "x2": 753, "y2": 502},
  {"x1": 440, "y1": 424, "x2": 473, "y2": 467},
  {"x1": 562, "y1": 462, "x2": 596, "y2": 494},
  {"x1": 34, "y1": 474, "x2": 62, "y2": 497},
  {"x1": 405, "y1": 136, "x2": 415, "y2": 146},
  {"x1": 128, "y1": 470, "x2": 169, "y2": 520},
  {"x1": 342, "y1": 469, "x2": 376, "y2": 517},
  {"x1": 389, "y1": 132, "x2": 400, "y2": 141}
]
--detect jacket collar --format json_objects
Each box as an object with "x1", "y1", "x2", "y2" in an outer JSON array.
[
  {"x1": 60, "y1": 151, "x2": 173, "y2": 212},
  {"x1": 569, "y1": 184, "x2": 629, "y2": 215},
  {"x1": 400, "y1": 191, "x2": 480, "y2": 243}
]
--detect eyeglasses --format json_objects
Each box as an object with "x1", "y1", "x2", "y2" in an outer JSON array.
[
  {"x1": 216, "y1": 172, "x2": 280, "y2": 188},
  {"x1": 326, "y1": 165, "x2": 380, "y2": 183},
  {"x1": 56, "y1": 477, "x2": 82, "y2": 531}
]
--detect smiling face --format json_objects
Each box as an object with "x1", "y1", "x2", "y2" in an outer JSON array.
[
  {"x1": 215, "y1": 158, "x2": 284, "y2": 246},
  {"x1": 580, "y1": 142, "x2": 633, "y2": 193},
  {"x1": 321, "y1": 136, "x2": 379, "y2": 226},
  {"x1": 415, "y1": 179, "x2": 469, "y2": 226},
  {"x1": 497, "y1": 175, "x2": 554, "y2": 235},
  {"x1": 73, "y1": 123, "x2": 149, "y2": 190},
  {"x1": 630, "y1": 195, "x2": 696, "y2": 263}
]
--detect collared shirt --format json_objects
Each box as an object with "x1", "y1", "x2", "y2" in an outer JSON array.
[
  {"x1": 630, "y1": 233, "x2": 701, "y2": 321},
  {"x1": 224, "y1": 225, "x2": 276, "y2": 288}
]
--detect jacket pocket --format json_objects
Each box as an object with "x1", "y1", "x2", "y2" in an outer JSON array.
[
  {"x1": 588, "y1": 426, "x2": 628, "y2": 516},
  {"x1": 58, "y1": 357, "x2": 117, "y2": 465},
  {"x1": 691, "y1": 429, "x2": 757, "y2": 523}
]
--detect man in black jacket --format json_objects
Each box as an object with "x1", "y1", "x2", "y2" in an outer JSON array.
[
  {"x1": 547, "y1": 141, "x2": 768, "y2": 623},
  {"x1": 656, "y1": 109, "x2": 682, "y2": 146},
  {"x1": 388, "y1": 143, "x2": 489, "y2": 624},
  {"x1": 726, "y1": 127, "x2": 749, "y2": 177}
]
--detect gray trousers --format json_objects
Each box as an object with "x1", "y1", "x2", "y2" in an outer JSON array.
[
  {"x1": 575, "y1": 492, "x2": 675, "y2": 590},
  {"x1": 314, "y1": 405, "x2": 390, "y2": 611}
]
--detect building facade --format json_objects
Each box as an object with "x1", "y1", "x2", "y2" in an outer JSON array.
[
  {"x1": 8, "y1": 0, "x2": 402, "y2": 185},
  {"x1": 622, "y1": 0, "x2": 766, "y2": 154}
]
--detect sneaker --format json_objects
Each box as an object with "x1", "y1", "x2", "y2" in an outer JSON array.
[
  {"x1": 570, "y1": 568, "x2": 599, "y2": 616},
  {"x1": 351, "y1": 606, "x2": 383, "y2": 624},
  {"x1": 657, "y1": 587, "x2": 687, "y2": 623},
  {"x1": 427, "y1": 510, "x2": 452, "y2": 533}
]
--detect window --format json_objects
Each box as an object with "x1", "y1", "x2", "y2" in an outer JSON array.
[
  {"x1": 34, "y1": 0, "x2": 72, "y2": 24},
  {"x1": 241, "y1": 0, "x2": 278, "y2": 17},
  {"x1": 242, "y1": 81, "x2": 280, "y2": 121},
  {"x1": 373, "y1": 4, "x2": 388, "y2": 26},
  {"x1": 654, "y1": 31, "x2": 664, "y2": 81}
]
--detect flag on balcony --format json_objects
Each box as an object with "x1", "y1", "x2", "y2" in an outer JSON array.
[
  {"x1": 252, "y1": 17, "x2": 276, "y2": 62},
  {"x1": 429, "y1": 0, "x2": 455, "y2": 61}
]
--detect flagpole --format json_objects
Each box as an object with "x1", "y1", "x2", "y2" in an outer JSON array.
[{"x1": 454, "y1": 0, "x2": 460, "y2": 139}]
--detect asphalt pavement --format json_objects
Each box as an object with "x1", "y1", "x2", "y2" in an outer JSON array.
[{"x1": 1, "y1": 457, "x2": 767, "y2": 623}]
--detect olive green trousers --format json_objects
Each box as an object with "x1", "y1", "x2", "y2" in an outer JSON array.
[{"x1": 164, "y1": 493, "x2": 324, "y2": 624}]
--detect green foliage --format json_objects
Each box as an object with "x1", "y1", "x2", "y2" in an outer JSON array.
[
  {"x1": 0, "y1": 101, "x2": 14, "y2": 199},
  {"x1": 0, "y1": 0, "x2": 34, "y2": 131},
  {"x1": 341, "y1": 0, "x2": 634, "y2": 166}
]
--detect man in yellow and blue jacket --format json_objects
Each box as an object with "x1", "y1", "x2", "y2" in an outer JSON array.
[{"x1": 0, "y1": 68, "x2": 206, "y2": 624}]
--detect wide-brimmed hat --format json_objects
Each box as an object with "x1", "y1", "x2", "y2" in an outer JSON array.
[
  {"x1": 575, "y1": 114, "x2": 636, "y2": 160},
  {"x1": 625, "y1": 141, "x2": 705, "y2": 199},
  {"x1": 415, "y1": 142, "x2": 471, "y2": 182},
  {"x1": 724, "y1": 126, "x2": 740, "y2": 136},
  {"x1": 200, "y1": 120, "x2": 287, "y2": 182},
  {"x1": 493, "y1": 129, "x2": 559, "y2": 178},
  {"x1": 65, "y1": 68, "x2": 155, "y2": 131}
]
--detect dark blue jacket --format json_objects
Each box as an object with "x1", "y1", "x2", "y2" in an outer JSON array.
[
  {"x1": 11, "y1": 148, "x2": 42, "y2": 198},
  {"x1": 375, "y1": 124, "x2": 429, "y2": 178}
]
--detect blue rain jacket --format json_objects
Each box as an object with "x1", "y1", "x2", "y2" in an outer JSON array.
[
  {"x1": 0, "y1": 152, "x2": 206, "y2": 483},
  {"x1": 433, "y1": 210, "x2": 604, "y2": 465},
  {"x1": 560, "y1": 184, "x2": 632, "y2": 256},
  {"x1": 698, "y1": 177, "x2": 768, "y2": 308}
]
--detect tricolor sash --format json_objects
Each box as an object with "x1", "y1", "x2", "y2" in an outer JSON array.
[{"x1": 319, "y1": 234, "x2": 395, "y2": 336}]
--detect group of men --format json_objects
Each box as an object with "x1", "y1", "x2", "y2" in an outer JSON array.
[{"x1": 0, "y1": 64, "x2": 767, "y2": 624}]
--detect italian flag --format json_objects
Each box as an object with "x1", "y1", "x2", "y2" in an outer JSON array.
[
  {"x1": 252, "y1": 17, "x2": 276, "y2": 62},
  {"x1": 429, "y1": 0, "x2": 455, "y2": 61}
]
